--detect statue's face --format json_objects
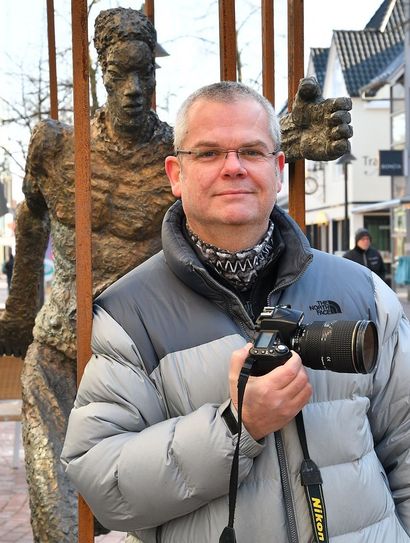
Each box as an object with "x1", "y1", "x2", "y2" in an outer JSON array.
[{"x1": 103, "y1": 40, "x2": 155, "y2": 134}]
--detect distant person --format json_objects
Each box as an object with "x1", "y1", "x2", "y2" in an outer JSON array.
[
  {"x1": 343, "y1": 227, "x2": 386, "y2": 280},
  {"x1": 2, "y1": 250, "x2": 14, "y2": 292}
]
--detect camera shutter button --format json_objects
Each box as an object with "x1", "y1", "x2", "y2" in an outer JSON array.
[{"x1": 275, "y1": 344, "x2": 289, "y2": 354}]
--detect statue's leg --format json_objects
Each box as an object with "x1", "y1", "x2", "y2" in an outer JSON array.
[{"x1": 21, "y1": 341, "x2": 77, "y2": 543}]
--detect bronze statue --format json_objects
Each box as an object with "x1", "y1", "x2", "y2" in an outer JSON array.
[{"x1": 0, "y1": 7, "x2": 352, "y2": 543}]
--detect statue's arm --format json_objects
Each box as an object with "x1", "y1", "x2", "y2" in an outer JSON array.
[
  {"x1": 0, "y1": 122, "x2": 52, "y2": 357},
  {"x1": 0, "y1": 201, "x2": 50, "y2": 357},
  {"x1": 280, "y1": 76, "x2": 353, "y2": 163}
]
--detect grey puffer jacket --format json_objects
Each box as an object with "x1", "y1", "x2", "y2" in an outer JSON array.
[{"x1": 61, "y1": 200, "x2": 410, "y2": 543}]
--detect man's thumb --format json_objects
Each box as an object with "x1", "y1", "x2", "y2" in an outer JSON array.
[{"x1": 230, "y1": 342, "x2": 253, "y2": 377}]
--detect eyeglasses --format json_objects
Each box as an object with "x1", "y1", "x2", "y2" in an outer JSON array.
[{"x1": 175, "y1": 147, "x2": 279, "y2": 165}]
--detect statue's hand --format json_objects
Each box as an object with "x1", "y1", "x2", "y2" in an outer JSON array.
[
  {"x1": 290, "y1": 76, "x2": 353, "y2": 161},
  {"x1": 0, "y1": 311, "x2": 34, "y2": 358}
]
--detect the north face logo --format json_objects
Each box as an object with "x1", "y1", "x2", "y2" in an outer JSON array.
[{"x1": 309, "y1": 300, "x2": 342, "y2": 315}]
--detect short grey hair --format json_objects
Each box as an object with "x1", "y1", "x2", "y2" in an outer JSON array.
[{"x1": 173, "y1": 81, "x2": 281, "y2": 151}]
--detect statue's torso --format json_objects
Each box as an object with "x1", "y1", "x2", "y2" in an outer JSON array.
[{"x1": 26, "y1": 112, "x2": 175, "y2": 357}]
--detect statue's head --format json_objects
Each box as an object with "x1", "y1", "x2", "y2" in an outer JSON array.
[{"x1": 94, "y1": 8, "x2": 156, "y2": 135}]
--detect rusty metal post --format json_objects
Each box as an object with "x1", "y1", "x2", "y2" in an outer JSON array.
[
  {"x1": 46, "y1": 0, "x2": 58, "y2": 120},
  {"x1": 287, "y1": 0, "x2": 305, "y2": 230},
  {"x1": 71, "y1": 0, "x2": 94, "y2": 541},
  {"x1": 144, "y1": 0, "x2": 155, "y2": 23},
  {"x1": 219, "y1": 0, "x2": 237, "y2": 81},
  {"x1": 144, "y1": 0, "x2": 156, "y2": 111},
  {"x1": 261, "y1": 0, "x2": 275, "y2": 106}
]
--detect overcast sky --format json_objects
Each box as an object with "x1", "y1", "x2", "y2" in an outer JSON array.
[{"x1": 0, "y1": 0, "x2": 383, "y2": 193}]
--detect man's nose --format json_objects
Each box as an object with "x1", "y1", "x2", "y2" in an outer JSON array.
[
  {"x1": 124, "y1": 74, "x2": 142, "y2": 96},
  {"x1": 221, "y1": 150, "x2": 247, "y2": 176}
]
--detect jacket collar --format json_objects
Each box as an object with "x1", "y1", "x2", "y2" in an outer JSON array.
[{"x1": 162, "y1": 200, "x2": 313, "y2": 298}]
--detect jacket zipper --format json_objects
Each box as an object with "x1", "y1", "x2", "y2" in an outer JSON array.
[
  {"x1": 191, "y1": 268, "x2": 302, "y2": 542},
  {"x1": 275, "y1": 430, "x2": 299, "y2": 543},
  {"x1": 192, "y1": 266, "x2": 254, "y2": 339}
]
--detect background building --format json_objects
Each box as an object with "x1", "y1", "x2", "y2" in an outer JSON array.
[{"x1": 302, "y1": 0, "x2": 406, "y2": 286}]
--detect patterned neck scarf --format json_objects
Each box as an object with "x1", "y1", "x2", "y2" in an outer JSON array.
[{"x1": 186, "y1": 221, "x2": 275, "y2": 292}]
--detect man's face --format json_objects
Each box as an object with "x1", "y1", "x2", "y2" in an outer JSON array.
[
  {"x1": 357, "y1": 236, "x2": 371, "y2": 251},
  {"x1": 103, "y1": 40, "x2": 155, "y2": 134},
  {"x1": 165, "y1": 98, "x2": 284, "y2": 249}
]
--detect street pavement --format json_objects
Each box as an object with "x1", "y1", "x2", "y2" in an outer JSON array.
[
  {"x1": 0, "y1": 278, "x2": 409, "y2": 542},
  {"x1": 0, "y1": 421, "x2": 126, "y2": 543}
]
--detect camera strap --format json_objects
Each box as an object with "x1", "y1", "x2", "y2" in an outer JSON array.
[
  {"x1": 219, "y1": 358, "x2": 253, "y2": 543},
  {"x1": 219, "y1": 362, "x2": 329, "y2": 543},
  {"x1": 296, "y1": 411, "x2": 329, "y2": 543}
]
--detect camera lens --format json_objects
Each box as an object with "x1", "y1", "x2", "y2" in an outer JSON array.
[{"x1": 292, "y1": 320, "x2": 378, "y2": 374}]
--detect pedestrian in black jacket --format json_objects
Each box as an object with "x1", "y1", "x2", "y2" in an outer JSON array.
[
  {"x1": 343, "y1": 228, "x2": 386, "y2": 280},
  {"x1": 2, "y1": 250, "x2": 14, "y2": 292}
]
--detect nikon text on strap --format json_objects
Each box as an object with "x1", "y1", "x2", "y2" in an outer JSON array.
[{"x1": 296, "y1": 411, "x2": 329, "y2": 543}]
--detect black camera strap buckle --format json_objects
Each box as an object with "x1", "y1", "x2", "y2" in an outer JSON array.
[{"x1": 296, "y1": 412, "x2": 329, "y2": 543}]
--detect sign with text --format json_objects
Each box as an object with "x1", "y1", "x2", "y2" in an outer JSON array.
[{"x1": 379, "y1": 150, "x2": 404, "y2": 176}]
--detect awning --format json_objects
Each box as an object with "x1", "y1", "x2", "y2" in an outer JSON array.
[{"x1": 351, "y1": 198, "x2": 410, "y2": 214}]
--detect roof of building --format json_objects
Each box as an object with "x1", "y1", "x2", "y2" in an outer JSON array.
[
  {"x1": 309, "y1": 0, "x2": 405, "y2": 97},
  {"x1": 360, "y1": 48, "x2": 404, "y2": 96},
  {"x1": 364, "y1": 0, "x2": 402, "y2": 32},
  {"x1": 333, "y1": 27, "x2": 403, "y2": 96},
  {"x1": 309, "y1": 48, "x2": 329, "y2": 90}
]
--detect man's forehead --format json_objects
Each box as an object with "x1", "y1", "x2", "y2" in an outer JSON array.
[
  {"x1": 185, "y1": 98, "x2": 271, "y2": 138},
  {"x1": 188, "y1": 97, "x2": 267, "y2": 122}
]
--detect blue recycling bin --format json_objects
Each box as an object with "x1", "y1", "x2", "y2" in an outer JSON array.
[{"x1": 395, "y1": 256, "x2": 410, "y2": 285}]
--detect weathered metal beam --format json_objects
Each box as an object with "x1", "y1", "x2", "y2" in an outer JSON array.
[
  {"x1": 144, "y1": 0, "x2": 155, "y2": 24},
  {"x1": 219, "y1": 0, "x2": 237, "y2": 81},
  {"x1": 71, "y1": 0, "x2": 93, "y2": 541},
  {"x1": 46, "y1": 0, "x2": 58, "y2": 119},
  {"x1": 261, "y1": 0, "x2": 275, "y2": 106},
  {"x1": 144, "y1": 0, "x2": 156, "y2": 110},
  {"x1": 287, "y1": 0, "x2": 305, "y2": 230}
]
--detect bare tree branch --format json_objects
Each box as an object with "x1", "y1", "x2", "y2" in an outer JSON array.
[{"x1": 0, "y1": 145, "x2": 25, "y2": 173}]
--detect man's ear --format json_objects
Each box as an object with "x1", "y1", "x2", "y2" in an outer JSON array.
[
  {"x1": 275, "y1": 152, "x2": 285, "y2": 193},
  {"x1": 276, "y1": 151, "x2": 285, "y2": 172},
  {"x1": 165, "y1": 156, "x2": 182, "y2": 197}
]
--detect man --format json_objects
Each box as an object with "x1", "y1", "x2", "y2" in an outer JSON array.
[
  {"x1": 343, "y1": 227, "x2": 386, "y2": 280},
  {"x1": 62, "y1": 82, "x2": 410, "y2": 542}
]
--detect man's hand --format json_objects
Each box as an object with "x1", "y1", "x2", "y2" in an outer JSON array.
[
  {"x1": 229, "y1": 343, "x2": 312, "y2": 441},
  {"x1": 281, "y1": 76, "x2": 353, "y2": 162}
]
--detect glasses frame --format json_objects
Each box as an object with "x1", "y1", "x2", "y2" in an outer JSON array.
[{"x1": 175, "y1": 147, "x2": 280, "y2": 163}]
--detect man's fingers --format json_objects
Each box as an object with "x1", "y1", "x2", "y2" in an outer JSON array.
[
  {"x1": 264, "y1": 353, "x2": 304, "y2": 389},
  {"x1": 229, "y1": 343, "x2": 252, "y2": 379}
]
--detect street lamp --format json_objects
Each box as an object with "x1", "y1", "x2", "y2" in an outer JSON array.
[{"x1": 336, "y1": 152, "x2": 356, "y2": 250}]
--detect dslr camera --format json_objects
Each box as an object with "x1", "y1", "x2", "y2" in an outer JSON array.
[{"x1": 248, "y1": 305, "x2": 378, "y2": 376}]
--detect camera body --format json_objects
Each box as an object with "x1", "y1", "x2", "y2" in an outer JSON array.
[
  {"x1": 248, "y1": 305, "x2": 378, "y2": 377},
  {"x1": 248, "y1": 306, "x2": 303, "y2": 376}
]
